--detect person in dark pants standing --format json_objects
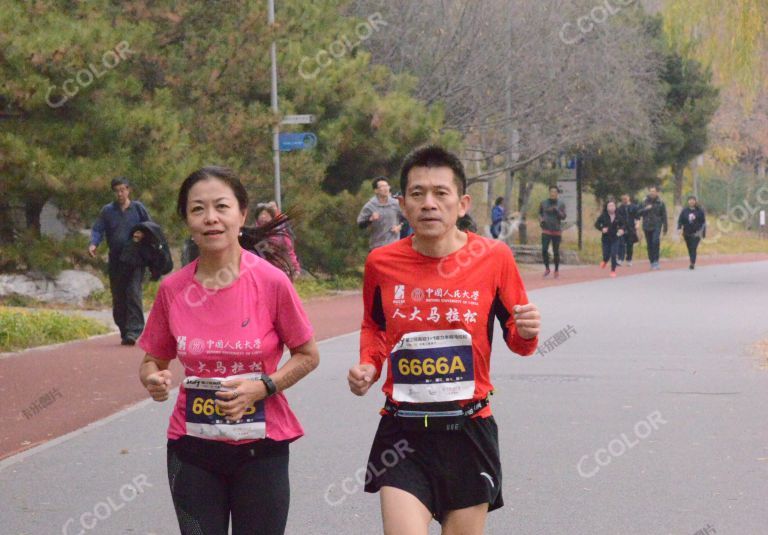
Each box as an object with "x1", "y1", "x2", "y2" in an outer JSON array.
[
  {"x1": 491, "y1": 196, "x2": 505, "y2": 239},
  {"x1": 595, "y1": 200, "x2": 626, "y2": 278},
  {"x1": 637, "y1": 186, "x2": 667, "y2": 270},
  {"x1": 678, "y1": 195, "x2": 706, "y2": 270},
  {"x1": 617, "y1": 194, "x2": 639, "y2": 266},
  {"x1": 539, "y1": 185, "x2": 567, "y2": 278},
  {"x1": 89, "y1": 177, "x2": 152, "y2": 345}
]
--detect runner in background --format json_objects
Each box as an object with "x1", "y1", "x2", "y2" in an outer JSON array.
[
  {"x1": 254, "y1": 203, "x2": 301, "y2": 279},
  {"x1": 595, "y1": 200, "x2": 626, "y2": 278},
  {"x1": 357, "y1": 176, "x2": 403, "y2": 250},
  {"x1": 617, "y1": 194, "x2": 639, "y2": 266},
  {"x1": 677, "y1": 195, "x2": 706, "y2": 270},
  {"x1": 637, "y1": 186, "x2": 668, "y2": 270},
  {"x1": 539, "y1": 185, "x2": 566, "y2": 279}
]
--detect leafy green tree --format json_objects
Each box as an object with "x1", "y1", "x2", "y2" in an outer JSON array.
[
  {"x1": 655, "y1": 51, "x2": 719, "y2": 207},
  {"x1": 0, "y1": 0, "x2": 456, "y2": 274},
  {"x1": 583, "y1": 14, "x2": 719, "y2": 207},
  {"x1": 582, "y1": 142, "x2": 659, "y2": 202},
  {"x1": 0, "y1": 1, "x2": 193, "y2": 242}
]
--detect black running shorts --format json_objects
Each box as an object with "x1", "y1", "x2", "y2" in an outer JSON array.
[{"x1": 363, "y1": 414, "x2": 503, "y2": 522}]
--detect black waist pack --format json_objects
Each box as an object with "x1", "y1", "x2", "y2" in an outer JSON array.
[{"x1": 384, "y1": 398, "x2": 488, "y2": 433}]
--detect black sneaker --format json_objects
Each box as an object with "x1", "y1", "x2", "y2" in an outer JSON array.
[
  {"x1": 689, "y1": 264, "x2": 694, "y2": 270},
  {"x1": 121, "y1": 338, "x2": 136, "y2": 346}
]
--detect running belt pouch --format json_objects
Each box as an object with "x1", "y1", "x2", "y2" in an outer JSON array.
[
  {"x1": 393, "y1": 401, "x2": 466, "y2": 433},
  {"x1": 397, "y1": 413, "x2": 466, "y2": 433}
]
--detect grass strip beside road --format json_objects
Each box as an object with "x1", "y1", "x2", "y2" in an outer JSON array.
[
  {"x1": 294, "y1": 274, "x2": 362, "y2": 300},
  {"x1": 0, "y1": 307, "x2": 109, "y2": 353}
]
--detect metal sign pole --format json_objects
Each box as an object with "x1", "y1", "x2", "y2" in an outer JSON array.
[
  {"x1": 268, "y1": 0, "x2": 281, "y2": 211},
  {"x1": 577, "y1": 155, "x2": 583, "y2": 250}
]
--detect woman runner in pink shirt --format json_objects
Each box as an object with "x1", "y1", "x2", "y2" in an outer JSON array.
[{"x1": 138, "y1": 166, "x2": 319, "y2": 535}]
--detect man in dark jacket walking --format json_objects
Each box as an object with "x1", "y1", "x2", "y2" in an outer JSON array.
[
  {"x1": 595, "y1": 200, "x2": 626, "y2": 277},
  {"x1": 539, "y1": 185, "x2": 567, "y2": 278},
  {"x1": 677, "y1": 195, "x2": 706, "y2": 270},
  {"x1": 88, "y1": 177, "x2": 152, "y2": 345},
  {"x1": 617, "y1": 194, "x2": 639, "y2": 266},
  {"x1": 637, "y1": 186, "x2": 667, "y2": 270}
]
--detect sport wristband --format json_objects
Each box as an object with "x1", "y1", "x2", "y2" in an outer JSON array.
[{"x1": 260, "y1": 374, "x2": 278, "y2": 397}]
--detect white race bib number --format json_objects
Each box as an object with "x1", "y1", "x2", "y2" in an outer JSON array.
[
  {"x1": 390, "y1": 329, "x2": 475, "y2": 403},
  {"x1": 183, "y1": 373, "x2": 265, "y2": 441}
]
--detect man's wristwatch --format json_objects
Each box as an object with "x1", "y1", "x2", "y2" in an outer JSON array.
[{"x1": 260, "y1": 374, "x2": 278, "y2": 397}]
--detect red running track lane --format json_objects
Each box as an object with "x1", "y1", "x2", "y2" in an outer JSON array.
[
  {"x1": 2, "y1": 253, "x2": 766, "y2": 460},
  {"x1": 0, "y1": 293, "x2": 363, "y2": 461}
]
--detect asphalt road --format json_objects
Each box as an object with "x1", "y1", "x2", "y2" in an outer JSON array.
[{"x1": 1, "y1": 261, "x2": 767, "y2": 535}]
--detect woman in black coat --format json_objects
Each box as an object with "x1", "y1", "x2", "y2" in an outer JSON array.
[
  {"x1": 677, "y1": 195, "x2": 706, "y2": 269},
  {"x1": 595, "y1": 200, "x2": 626, "y2": 277}
]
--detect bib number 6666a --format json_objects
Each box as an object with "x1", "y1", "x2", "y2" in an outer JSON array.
[
  {"x1": 397, "y1": 356, "x2": 466, "y2": 377},
  {"x1": 190, "y1": 397, "x2": 256, "y2": 416}
]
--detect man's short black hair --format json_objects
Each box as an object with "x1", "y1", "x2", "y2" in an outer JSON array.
[
  {"x1": 400, "y1": 145, "x2": 466, "y2": 195},
  {"x1": 549, "y1": 185, "x2": 559, "y2": 192},
  {"x1": 372, "y1": 176, "x2": 389, "y2": 190},
  {"x1": 111, "y1": 177, "x2": 130, "y2": 189}
]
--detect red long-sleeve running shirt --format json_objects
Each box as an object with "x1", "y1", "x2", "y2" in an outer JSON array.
[{"x1": 359, "y1": 232, "x2": 538, "y2": 417}]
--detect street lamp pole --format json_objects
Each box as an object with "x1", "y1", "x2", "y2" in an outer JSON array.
[
  {"x1": 576, "y1": 155, "x2": 583, "y2": 250},
  {"x1": 268, "y1": 0, "x2": 282, "y2": 210}
]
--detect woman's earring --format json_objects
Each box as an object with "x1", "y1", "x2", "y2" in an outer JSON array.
[{"x1": 238, "y1": 230, "x2": 243, "y2": 237}]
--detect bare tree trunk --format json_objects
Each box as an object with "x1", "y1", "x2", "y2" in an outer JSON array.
[
  {"x1": 24, "y1": 197, "x2": 47, "y2": 239},
  {"x1": 0, "y1": 201, "x2": 15, "y2": 245},
  {"x1": 672, "y1": 162, "x2": 684, "y2": 209},
  {"x1": 485, "y1": 165, "x2": 496, "y2": 226},
  {"x1": 504, "y1": 170, "x2": 514, "y2": 214},
  {"x1": 517, "y1": 179, "x2": 534, "y2": 244},
  {"x1": 486, "y1": 174, "x2": 496, "y2": 231}
]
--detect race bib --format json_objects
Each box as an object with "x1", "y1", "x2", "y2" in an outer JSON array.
[
  {"x1": 183, "y1": 373, "x2": 265, "y2": 441},
  {"x1": 390, "y1": 329, "x2": 475, "y2": 403}
]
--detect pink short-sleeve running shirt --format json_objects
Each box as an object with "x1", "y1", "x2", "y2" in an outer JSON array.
[{"x1": 139, "y1": 249, "x2": 314, "y2": 444}]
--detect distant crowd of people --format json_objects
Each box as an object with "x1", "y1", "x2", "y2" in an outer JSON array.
[
  {"x1": 592, "y1": 188, "x2": 706, "y2": 278},
  {"x1": 355, "y1": 178, "x2": 708, "y2": 282}
]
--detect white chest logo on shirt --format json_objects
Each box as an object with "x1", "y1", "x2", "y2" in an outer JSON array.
[
  {"x1": 411, "y1": 288, "x2": 425, "y2": 302},
  {"x1": 394, "y1": 285, "x2": 405, "y2": 301},
  {"x1": 188, "y1": 338, "x2": 206, "y2": 355}
]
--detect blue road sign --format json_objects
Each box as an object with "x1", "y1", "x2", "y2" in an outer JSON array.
[{"x1": 279, "y1": 132, "x2": 317, "y2": 152}]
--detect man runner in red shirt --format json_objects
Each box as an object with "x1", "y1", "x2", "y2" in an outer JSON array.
[{"x1": 348, "y1": 146, "x2": 541, "y2": 534}]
